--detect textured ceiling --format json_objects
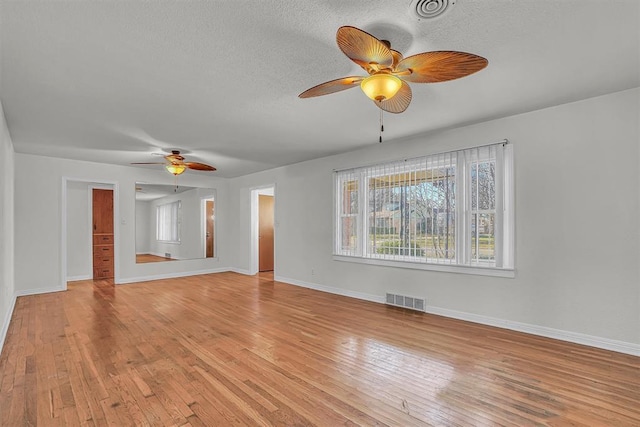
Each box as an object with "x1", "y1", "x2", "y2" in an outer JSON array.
[{"x1": 1, "y1": 0, "x2": 639, "y2": 178}]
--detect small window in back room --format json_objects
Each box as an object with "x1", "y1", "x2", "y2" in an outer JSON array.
[{"x1": 156, "y1": 200, "x2": 181, "y2": 243}]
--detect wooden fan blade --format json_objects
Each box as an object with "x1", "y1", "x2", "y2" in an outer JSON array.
[
  {"x1": 299, "y1": 76, "x2": 364, "y2": 98},
  {"x1": 130, "y1": 162, "x2": 166, "y2": 165},
  {"x1": 395, "y1": 51, "x2": 488, "y2": 83},
  {"x1": 336, "y1": 26, "x2": 393, "y2": 72},
  {"x1": 185, "y1": 162, "x2": 216, "y2": 171},
  {"x1": 374, "y1": 81, "x2": 412, "y2": 114}
]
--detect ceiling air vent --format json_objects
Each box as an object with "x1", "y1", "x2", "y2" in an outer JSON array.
[{"x1": 410, "y1": 0, "x2": 453, "y2": 19}]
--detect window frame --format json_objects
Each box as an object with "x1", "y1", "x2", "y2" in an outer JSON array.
[{"x1": 333, "y1": 142, "x2": 514, "y2": 278}]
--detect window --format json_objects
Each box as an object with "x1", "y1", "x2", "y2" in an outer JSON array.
[
  {"x1": 156, "y1": 201, "x2": 181, "y2": 243},
  {"x1": 334, "y1": 142, "x2": 514, "y2": 274}
]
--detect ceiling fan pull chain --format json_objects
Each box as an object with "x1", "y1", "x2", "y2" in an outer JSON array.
[{"x1": 379, "y1": 102, "x2": 384, "y2": 143}]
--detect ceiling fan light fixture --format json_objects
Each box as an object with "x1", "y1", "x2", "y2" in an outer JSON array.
[
  {"x1": 166, "y1": 164, "x2": 186, "y2": 176},
  {"x1": 360, "y1": 74, "x2": 402, "y2": 102}
]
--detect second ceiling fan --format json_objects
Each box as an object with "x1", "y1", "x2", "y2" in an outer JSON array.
[
  {"x1": 299, "y1": 26, "x2": 488, "y2": 113},
  {"x1": 132, "y1": 150, "x2": 216, "y2": 176}
]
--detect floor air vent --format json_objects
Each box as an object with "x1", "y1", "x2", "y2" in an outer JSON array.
[{"x1": 386, "y1": 293, "x2": 426, "y2": 312}]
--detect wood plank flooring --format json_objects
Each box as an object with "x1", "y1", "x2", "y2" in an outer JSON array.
[
  {"x1": 136, "y1": 254, "x2": 177, "y2": 263},
  {"x1": 1, "y1": 272, "x2": 638, "y2": 426}
]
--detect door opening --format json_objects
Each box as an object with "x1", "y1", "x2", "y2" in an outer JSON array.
[
  {"x1": 204, "y1": 199, "x2": 215, "y2": 258},
  {"x1": 250, "y1": 186, "x2": 275, "y2": 275},
  {"x1": 63, "y1": 178, "x2": 118, "y2": 289},
  {"x1": 258, "y1": 194, "x2": 274, "y2": 272}
]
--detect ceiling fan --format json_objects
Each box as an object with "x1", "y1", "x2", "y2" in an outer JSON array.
[
  {"x1": 131, "y1": 150, "x2": 216, "y2": 176},
  {"x1": 299, "y1": 26, "x2": 488, "y2": 114}
]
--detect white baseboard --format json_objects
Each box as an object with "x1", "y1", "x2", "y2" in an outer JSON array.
[
  {"x1": 117, "y1": 267, "x2": 231, "y2": 285},
  {"x1": 275, "y1": 275, "x2": 640, "y2": 357},
  {"x1": 16, "y1": 286, "x2": 66, "y2": 297},
  {"x1": 67, "y1": 274, "x2": 91, "y2": 282},
  {"x1": 275, "y1": 275, "x2": 384, "y2": 305},
  {"x1": 0, "y1": 294, "x2": 17, "y2": 357},
  {"x1": 230, "y1": 268, "x2": 252, "y2": 276},
  {"x1": 148, "y1": 251, "x2": 180, "y2": 259},
  {"x1": 424, "y1": 305, "x2": 640, "y2": 357}
]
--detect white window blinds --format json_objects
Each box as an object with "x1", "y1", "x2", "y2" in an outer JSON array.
[
  {"x1": 334, "y1": 142, "x2": 514, "y2": 270},
  {"x1": 156, "y1": 201, "x2": 181, "y2": 243}
]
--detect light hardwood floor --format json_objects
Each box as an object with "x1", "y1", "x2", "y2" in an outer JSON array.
[
  {"x1": 1, "y1": 272, "x2": 638, "y2": 426},
  {"x1": 136, "y1": 254, "x2": 177, "y2": 263}
]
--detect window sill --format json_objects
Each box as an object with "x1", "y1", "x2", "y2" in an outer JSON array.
[{"x1": 333, "y1": 255, "x2": 515, "y2": 278}]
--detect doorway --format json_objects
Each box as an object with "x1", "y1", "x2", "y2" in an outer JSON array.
[
  {"x1": 250, "y1": 186, "x2": 275, "y2": 275},
  {"x1": 204, "y1": 198, "x2": 215, "y2": 258},
  {"x1": 62, "y1": 178, "x2": 118, "y2": 289},
  {"x1": 258, "y1": 194, "x2": 274, "y2": 271}
]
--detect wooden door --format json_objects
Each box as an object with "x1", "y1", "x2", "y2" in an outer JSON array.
[
  {"x1": 92, "y1": 189, "x2": 114, "y2": 279},
  {"x1": 93, "y1": 189, "x2": 114, "y2": 233},
  {"x1": 206, "y1": 200, "x2": 214, "y2": 258},
  {"x1": 258, "y1": 195, "x2": 274, "y2": 272}
]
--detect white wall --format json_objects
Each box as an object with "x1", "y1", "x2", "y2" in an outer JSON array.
[
  {"x1": 0, "y1": 100, "x2": 15, "y2": 354},
  {"x1": 228, "y1": 88, "x2": 640, "y2": 350},
  {"x1": 66, "y1": 181, "x2": 92, "y2": 280},
  {"x1": 13, "y1": 156, "x2": 231, "y2": 291},
  {"x1": 135, "y1": 200, "x2": 151, "y2": 254}
]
